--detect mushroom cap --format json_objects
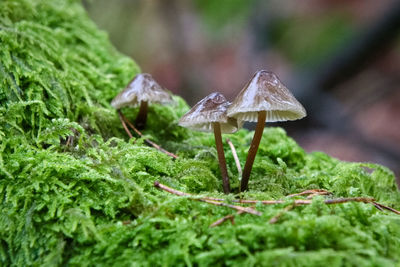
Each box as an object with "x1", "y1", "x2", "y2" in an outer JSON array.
[
  {"x1": 111, "y1": 73, "x2": 173, "y2": 109},
  {"x1": 227, "y1": 70, "x2": 306, "y2": 122},
  {"x1": 179, "y1": 92, "x2": 241, "y2": 134}
]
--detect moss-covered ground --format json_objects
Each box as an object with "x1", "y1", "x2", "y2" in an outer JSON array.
[{"x1": 1, "y1": 0, "x2": 400, "y2": 266}]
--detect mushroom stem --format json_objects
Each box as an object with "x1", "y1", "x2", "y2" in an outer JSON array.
[
  {"x1": 213, "y1": 122, "x2": 230, "y2": 194},
  {"x1": 135, "y1": 101, "x2": 148, "y2": 129},
  {"x1": 226, "y1": 138, "x2": 242, "y2": 177},
  {"x1": 241, "y1": 110, "x2": 267, "y2": 191}
]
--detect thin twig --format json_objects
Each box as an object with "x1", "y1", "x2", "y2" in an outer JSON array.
[
  {"x1": 151, "y1": 181, "x2": 225, "y2": 202},
  {"x1": 204, "y1": 199, "x2": 261, "y2": 216},
  {"x1": 234, "y1": 198, "x2": 398, "y2": 216},
  {"x1": 118, "y1": 110, "x2": 178, "y2": 159},
  {"x1": 153, "y1": 182, "x2": 400, "y2": 217},
  {"x1": 118, "y1": 110, "x2": 134, "y2": 139},
  {"x1": 154, "y1": 181, "x2": 189, "y2": 197},
  {"x1": 210, "y1": 210, "x2": 245, "y2": 227},
  {"x1": 226, "y1": 138, "x2": 242, "y2": 176},
  {"x1": 154, "y1": 181, "x2": 261, "y2": 216},
  {"x1": 269, "y1": 191, "x2": 333, "y2": 224},
  {"x1": 306, "y1": 192, "x2": 329, "y2": 199},
  {"x1": 324, "y1": 197, "x2": 375, "y2": 204},
  {"x1": 287, "y1": 189, "x2": 332, "y2": 198},
  {"x1": 210, "y1": 214, "x2": 235, "y2": 227},
  {"x1": 118, "y1": 110, "x2": 142, "y2": 136},
  {"x1": 269, "y1": 204, "x2": 296, "y2": 224},
  {"x1": 238, "y1": 197, "x2": 375, "y2": 205},
  {"x1": 373, "y1": 202, "x2": 400, "y2": 215},
  {"x1": 372, "y1": 202, "x2": 384, "y2": 211}
]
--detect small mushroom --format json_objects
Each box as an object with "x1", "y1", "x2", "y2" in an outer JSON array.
[
  {"x1": 111, "y1": 73, "x2": 173, "y2": 129},
  {"x1": 179, "y1": 92, "x2": 240, "y2": 194},
  {"x1": 227, "y1": 70, "x2": 306, "y2": 191}
]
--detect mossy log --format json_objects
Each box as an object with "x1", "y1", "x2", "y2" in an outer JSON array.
[{"x1": 0, "y1": 1, "x2": 399, "y2": 266}]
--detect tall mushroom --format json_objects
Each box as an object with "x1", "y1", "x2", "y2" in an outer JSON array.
[
  {"x1": 111, "y1": 73, "x2": 173, "y2": 129},
  {"x1": 179, "y1": 92, "x2": 241, "y2": 194},
  {"x1": 227, "y1": 70, "x2": 306, "y2": 191}
]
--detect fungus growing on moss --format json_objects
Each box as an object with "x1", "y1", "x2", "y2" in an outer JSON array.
[
  {"x1": 111, "y1": 73, "x2": 177, "y2": 158},
  {"x1": 111, "y1": 73, "x2": 173, "y2": 129},
  {"x1": 179, "y1": 92, "x2": 240, "y2": 193},
  {"x1": 2, "y1": 0, "x2": 400, "y2": 265},
  {"x1": 227, "y1": 70, "x2": 306, "y2": 191}
]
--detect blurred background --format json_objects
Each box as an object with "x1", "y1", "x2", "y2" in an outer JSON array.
[{"x1": 84, "y1": 0, "x2": 400, "y2": 186}]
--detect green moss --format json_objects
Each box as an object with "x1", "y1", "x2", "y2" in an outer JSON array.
[{"x1": 1, "y1": 1, "x2": 400, "y2": 266}]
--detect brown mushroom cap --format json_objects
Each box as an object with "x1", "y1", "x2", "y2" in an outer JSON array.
[
  {"x1": 179, "y1": 92, "x2": 241, "y2": 134},
  {"x1": 111, "y1": 73, "x2": 173, "y2": 109},
  {"x1": 227, "y1": 70, "x2": 306, "y2": 122}
]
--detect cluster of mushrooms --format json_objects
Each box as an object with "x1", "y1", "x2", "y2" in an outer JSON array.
[{"x1": 111, "y1": 70, "x2": 306, "y2": 194}]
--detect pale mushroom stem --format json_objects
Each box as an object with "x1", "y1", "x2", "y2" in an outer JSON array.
[
  {"x1": 226, "y1": 138, "x2": 242, "y2": 177},
  {"x1": 135, "y1": 101, "x2": 148, "y2": 129},
  {"x1": 213, "y1": 122, "x2": 230, "y2": 194},
  {"x1": 241, "y1": 110, "x2": 267, "y2": 191}
]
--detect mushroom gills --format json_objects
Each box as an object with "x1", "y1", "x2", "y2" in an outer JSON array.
[{"x1": 234, "y1": 110, "x2": 305, "y2": 123}]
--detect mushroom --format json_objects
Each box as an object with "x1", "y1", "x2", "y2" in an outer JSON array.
[
  {"x1": 111, "y1": 73, "x2": 173, "y2": 129},
  {"x1": 227, "y1": 70, "x2": 306, "y2": 191},
  {"x1": 179, "y1": 92, "x2": 241, "y2": 194}
]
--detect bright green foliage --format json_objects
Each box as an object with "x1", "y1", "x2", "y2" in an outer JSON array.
[
  {"x1": 0, "y1": 0, "x2": 140, "y2": 141},
  {"x1": 1, "y1": 1, "x2": 400, "y2": 266}
]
